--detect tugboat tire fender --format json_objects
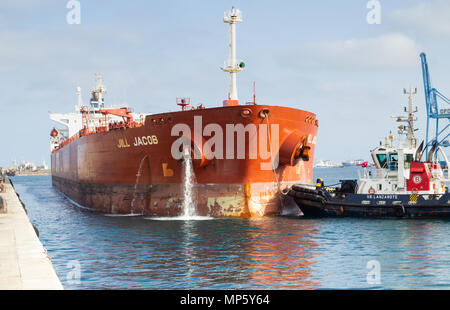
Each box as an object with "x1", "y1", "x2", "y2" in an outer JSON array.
[
  {"x1": 291, "y1": 185, "x2": 317, "y2": 194},
  {"x1": 294, "y1": 191, "x2": 323, "y2": 202},
  {"x1": 394, "y1": 204, "x2": 406, "y2": 218}
]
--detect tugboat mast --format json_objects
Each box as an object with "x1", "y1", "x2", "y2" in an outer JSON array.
[
  {"x1": 405, "y1": 88, "x2": 418, "y2": 149},
  {"x1": 222, "y1": 7, "x2": 245, "y2": 106},
  {"x1": 395, "y1": 88, "x2": 418, "y2": 149}
]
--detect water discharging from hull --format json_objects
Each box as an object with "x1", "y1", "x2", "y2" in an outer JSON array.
[
  {"x1": 146, "y1": 147, "x2": 211, "y2": 221},
  {"x1": 182, "y1": 147, "x2": 196, "y2": 217},
  {"x1": 116, "y1": 156, "x2": 147, "y2": 217}
]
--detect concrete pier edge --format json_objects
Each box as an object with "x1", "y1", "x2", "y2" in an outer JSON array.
[{"x1": 0, "y1": 176, "x2": 63, "y2": 290}]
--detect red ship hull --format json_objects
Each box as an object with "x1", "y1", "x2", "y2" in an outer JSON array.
[{"x1": 51, "y1": 105, "x2": 318, "y2": 217}]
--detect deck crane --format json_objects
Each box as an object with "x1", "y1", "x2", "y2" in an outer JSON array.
[{"x1": 420, "y1": 53, "x2": 450, "y2": 158}]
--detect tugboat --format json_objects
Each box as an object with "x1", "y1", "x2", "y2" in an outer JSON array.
[{"x1": 289, "y1": 88, "x2": 450, "y2": 218}]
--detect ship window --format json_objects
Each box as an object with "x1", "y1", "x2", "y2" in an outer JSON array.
[
  {"x1": 378, "y1": 184, "x2": 382, "y2": 191},
  {"x1": 377, "y1": 154, "x2": 387, "y2": 168},
  {"x1": 404, "y1": 154, "x2": 413, "y2": 169},
  {"x1": 388, "y1": 153, "x2": 398, "y2": 171}
]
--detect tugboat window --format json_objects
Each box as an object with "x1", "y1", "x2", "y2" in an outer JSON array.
[
  {"x1": 404, "y1": 154, "x2": 413, "y2": 169},
  {"x1": 388, "y1": 153, "x2": 398, "y2": 171},
  {"x1": 377, "y1": 154, "x2": 387, "y2": 168}
]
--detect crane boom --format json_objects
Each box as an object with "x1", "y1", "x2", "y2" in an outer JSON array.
[{"x1": 420, "y1": 53, "x2": 450, "y2": 155}]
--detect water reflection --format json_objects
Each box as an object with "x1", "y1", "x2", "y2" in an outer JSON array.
[
  {"x1": 10, "y1": 175, "x2": 450, "y2": 289},
  {"x1": 243, "y1": 218, "x2": 320, "y2": 289}
]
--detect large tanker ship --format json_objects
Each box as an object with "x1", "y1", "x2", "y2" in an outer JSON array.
[{"x1": 49, "y1": 8, "x2": 318, "y2": 217}]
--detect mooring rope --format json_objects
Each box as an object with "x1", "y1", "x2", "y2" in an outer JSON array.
[{"x1": 264, "y1": 111, "x2": 290, "y2": 196}]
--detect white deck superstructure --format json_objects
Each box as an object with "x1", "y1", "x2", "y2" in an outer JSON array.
[
  {"x1": 357, "y1": 88, "x2": 450, "y2": 195},
  {"x1": 49, "y1": 75, "x2": 145, "y2": 151}
]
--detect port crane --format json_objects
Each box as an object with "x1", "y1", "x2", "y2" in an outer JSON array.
[{"x1": 420, "y1": 53, "x2": 450, "y2": 158}]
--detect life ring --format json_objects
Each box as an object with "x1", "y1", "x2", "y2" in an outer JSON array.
[{"x1": 368, "y1": 187, "x2": 376, "y2": 194}]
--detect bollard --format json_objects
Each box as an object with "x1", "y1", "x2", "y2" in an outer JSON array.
[{"x1": 0, "y1": 195, "x2": 6, "y2": 213}]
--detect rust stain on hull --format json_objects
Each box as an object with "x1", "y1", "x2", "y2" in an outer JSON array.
[{"x1": 53, "y1": 176, "x2": 307, "y2": 217}]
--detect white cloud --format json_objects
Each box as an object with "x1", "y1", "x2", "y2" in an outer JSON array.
[
  {"x1": 281, "y1": 33, "x2": 421, "y2": 71},
  {"x1": 390, "y1": 0, "x2": 450, "y2": 37}
]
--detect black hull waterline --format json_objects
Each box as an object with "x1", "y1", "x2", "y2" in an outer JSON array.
[{"x1": 289, "y1": 185, "x2": 450, "y2": 219}]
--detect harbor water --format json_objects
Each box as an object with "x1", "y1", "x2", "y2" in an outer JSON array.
[{"x1": 10, "y1": 167, "x2": 450, "y2": 289}]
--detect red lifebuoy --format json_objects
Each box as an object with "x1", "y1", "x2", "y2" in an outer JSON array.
[{"x1": 368, "y1": 187, "x2": 376, "y2": 194}]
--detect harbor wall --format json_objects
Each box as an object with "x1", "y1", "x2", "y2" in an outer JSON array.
[{"x1": 0, "y1": 175, "x2": 63, "y2": 290}]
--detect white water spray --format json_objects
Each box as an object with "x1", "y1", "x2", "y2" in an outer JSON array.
[
  {"x1": 145, "y1": 147, "x2": 212, "y2": 221},
  {"x1": 182, "y1": 146, "x2": 196, "y2": 217},
  {"x1": 130, "y1": 156, "x2": 147, "y2": 215}
]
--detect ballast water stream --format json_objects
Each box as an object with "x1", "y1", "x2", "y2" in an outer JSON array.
[
  {"x1": 105, "y1": 156, "x2": 147, "y2": 217},
  {"x1": 148, "y1": 147, "x2": 211, "y2": 221}
]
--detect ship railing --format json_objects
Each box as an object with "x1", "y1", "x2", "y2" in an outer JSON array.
[
  {"x1": 357, "y1": 168, "x2": 387, "y2": 181},
  {"x1": 51, "y1": 121, "x2": 144, "y2": 153},
  {"x1": 51, "y1": 131, "x2": 81, "y2": 153}
]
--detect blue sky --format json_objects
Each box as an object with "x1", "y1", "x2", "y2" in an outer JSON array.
[{"x1": 0, "y1": 0, "x2": 449, "y2": 166}]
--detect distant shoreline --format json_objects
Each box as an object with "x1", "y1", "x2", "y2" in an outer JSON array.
[{"x1": 12, "y1": 172, "x2": 51, "y2": 177}]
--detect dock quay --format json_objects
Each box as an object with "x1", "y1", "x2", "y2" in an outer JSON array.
[{"x1": 0, "y1": 175, "x2": 63, "y2": 290}]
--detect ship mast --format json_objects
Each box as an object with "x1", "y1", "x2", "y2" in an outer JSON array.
[
  {"x1": 76, "y1": 86, "x2": 82, "y2": 110},
  {"x1": 221, "y1": 7, "x2": 245, "y2": 106},
  {"x1": 96, "y1": 74, "x2": 106, "y2": 108},
  {"x1": 405, "y1": 88, "x2": 418, "y2": 149},
  {"x1": 394, "y1": 88, "x2": 418, "y2": 149},
  {"x1": 90, "y1": 73, "x2": 106, "y2": 109}
]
